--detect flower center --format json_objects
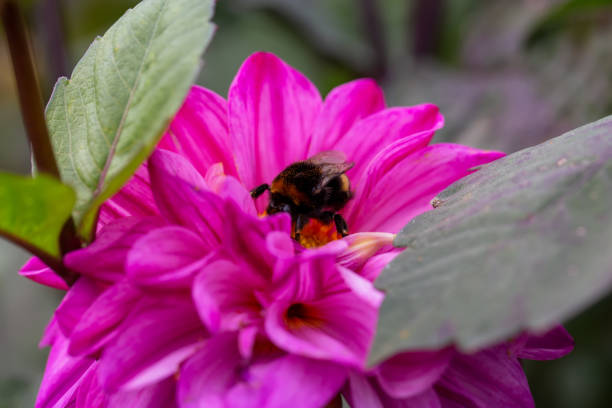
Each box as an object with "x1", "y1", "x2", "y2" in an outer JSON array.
[
  {"x1": 294, "y1": 218, "x2": 342, "y2": 249},
  {"x1": 285, "y1": 302, "x2": 323, "y2": 329}
]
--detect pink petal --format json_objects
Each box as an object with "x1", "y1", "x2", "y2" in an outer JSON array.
[
  {"x1": 338, "y1": 266, "x2": 384, "y2": 308},
  {"x1": 226, "y1": 355, "x2": 347, "y2": 408},
  {"x1": 177, "y1": 333, "x2": 242, "y2": 408},
  {"x1": 228, "y1": 52, "x2": 322, "y2": 200},
  {"x1": 348, "y1": 144, "x2": 505, "y2": 233},
  {"x1": 126, "y1": 226, "x2": 209, "y2": 288},
  {"x1": 336, "y1": 104, "x2": 444, "y2": 190},
  {"x1": 74, "y1": 365, "x2": 106, "y2": 408},
  {"x1": 344, "y1": 374, "x2": 442, "y2": 408},
  {"x1": 98, "y1": 298, "x2": 206, "y2": 391},
  {"x1": 265, "y1": 289, "x2": 377, "y2": 367},
  {"x1": 178, "y1": 333, "x2": 347, "y2": 408},
  {"x1": 359, "y1": 250, "x2": 401, "y2": 282},
  {"x1": 402, "y1": 389, "x2": 442, "y2": 408},
  {"x1": 222, "y1": 201, "x2": 292, "y2": 274},
  {"x1": 148, "y1": 150, "x2": 226, "y2": 248},
  {"x1": 98, "y1": 162, "x2": 157, "y2": 228},
  {"x1": 19, "y1": 257, "x2": 68, "y2": 290},
  {"x1": 214, "y1": 175, "x2": 258, "y2": 216},
  {"x1": 375, "y1": 349, "x2": 452, "y2": 399},
  {"x1": 149, "y1": 149, "x2": 207, "y2": 190},
  {"x1": 308, "y1": 78, "x2": 385, "y2": 155},
  {"x1": 192, "y1": 259, "x2": 266, "y2": 333},
  {"x1": 69, "y1": 280, "x2": 141, "y2": 357},
  {"x1": 55, "y1": 277, "x2": 105, "y2": 337},
  {"x1": 40, "y1": 316, "x2": 62, "y2": 348},
  {"x1": 65, "y1": 216, "x2": 166, "y2": 283},
  {"x1": 106, "y1": 378, "x2": 177, "y2": 408},
  {"x1": 35, "y1": 333, "x2": 96, "y2": 408},
  {"x1": 435, "y1": 344, "x2": 534, "y2": 408},
  {"x1": 76, "y1": 369, "x2": 178, "y2": 408},
  {"x1": 159, "y1": 85, "x2": 237, "y2": 178},
  {"x1": 336, "y1": 232, "x2": 395, "y2": 272},
  {"x1": 514, "y1": 326, "x2": 574, "y2": 361},
  {"x1": 344, "y1": 373, "x2": 384, "y2": 408}
]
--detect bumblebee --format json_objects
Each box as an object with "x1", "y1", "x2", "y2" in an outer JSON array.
[{"x1": 250, "y1": 151, "x2": 354, "y2": 241}]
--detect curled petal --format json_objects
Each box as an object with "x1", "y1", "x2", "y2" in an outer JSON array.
[
  {"x1": 435, "y1": 344, "x2": 534, "y2": 408},
  {"x1": 55, "y1": 277, "x2": 105, "y2": 337},
  {"x1": 514, "y1": 326, "x2": 574, "y2": 361},
  {"x1": 126, "y1": 226, "x2": 209, "y2": 288},
  {"x1": 69, "y1": 280, "x2": 141, "y2": 357},
  {"x1": 192, "y1": 259, "x2": 266, "y2": 333},
  {"x1": 98, "y1": 299, "x2": 206, "y2": 391},
  {"x1": 265, "y1": 288, "x2": 377, "y2": 367},
  {"x1": 149, "y1": 150, "x2": 227, "y2": 247},
  {"x1": 19, "y1": 257, "x2": 68, "y2": 290},
  {"x1": 65, "y1": 217, "x2": 166, "y2": 283},
  {"x1": 376, "y1": 349, "x2": 452, "y2": 399}
]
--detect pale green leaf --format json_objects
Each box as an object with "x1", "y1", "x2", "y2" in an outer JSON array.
[
  {"x1": 370, "y1": 116, "x2": 612, "y2": 365},
  {"x1": 0, "y1": 173, "x2": 75, "y2": 259},
  {"x1": 46, "y1": 0, "x2": 215, "y2": 240}
]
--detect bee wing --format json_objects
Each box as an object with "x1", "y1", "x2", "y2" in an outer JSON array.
[
  {"x1": 307, "y1": 150, "x2": 347, "y2": 164},
  {"x1": 313, "y1": 161, "x2": 354, "y2": 194}
]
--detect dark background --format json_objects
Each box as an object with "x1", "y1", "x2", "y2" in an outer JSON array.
[{"x1": 1, "y1": 0, "x2": 611, "y2": 406}]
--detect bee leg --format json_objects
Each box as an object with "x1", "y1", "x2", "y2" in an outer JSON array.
[
  {"x1": 250, "y1": 183, "x2": 269, "y2": 198},
  {"x1": 294, "y1": 214, "x2": 309, "y2": 242},
  {"x1": 333, "y1": 213, "x2": 349, "y2": 237}
]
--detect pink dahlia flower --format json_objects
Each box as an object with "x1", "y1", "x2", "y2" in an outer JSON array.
[{"x1": 21, "y1": 52, "x2": 573, "y2": 408}]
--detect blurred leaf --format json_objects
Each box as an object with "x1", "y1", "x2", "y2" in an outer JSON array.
[
  {"x1": 46, "y1": 0, "x2": 215, "y2": 241},
  {"x1": 369, "y1": 116, "x2": 612, "y2": 365},
  {"x1": 527, "y1": 0, "x2": 612, "y2": 47},
  {"x1": 0, "y1": 173, "x2": 75, "y2": 259}
]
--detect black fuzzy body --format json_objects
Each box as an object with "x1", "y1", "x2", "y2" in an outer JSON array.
[{"x1": 268, "y1": 161, "x2": 352, "y2": 220}]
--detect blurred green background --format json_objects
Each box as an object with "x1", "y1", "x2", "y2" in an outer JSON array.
[{"x1": 1, "y1": 0, "x2": 612, "y2": 406}]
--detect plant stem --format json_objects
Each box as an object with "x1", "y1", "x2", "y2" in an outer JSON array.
[
  {"x1": 358, "y1": 0, "x2": 388, "y2": 79},
  {"x1": 411, "y1": 0, "x2": 444, "y2": 58},
  {"x1": 37, "y1": 0, "x2": 68, "y2": 95},
  {"x1": 1, "y1": 1, "x2": 59, "y2": 177},
  {"x1": 1, "y1": 0, "x2": 80, "y2": 285}
]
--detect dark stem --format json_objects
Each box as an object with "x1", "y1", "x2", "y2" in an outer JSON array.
[
  {"x1": 2, "y1": 1, "x2": 80, "y2": 285},
  {"x1": 1, "y1": 1, "x2": 60, "y2": 177},
  {"x1": 411, "y1": 0, "x2": 444, "y2": 58},
  {"x1": 358, "y1": 0, "x2": 388, "y2": 79},
  {"x1": 37, "y1": 0, "x2": 68, "y2": 93}
]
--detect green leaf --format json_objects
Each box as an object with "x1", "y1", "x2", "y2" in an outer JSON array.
[
  {"x1": 46, "y1": 0, "x2": 215, "y2": 241},
  {"x1": 0, "y1": 173, "x2": 75, "y2": 259},
  {"x1": 369, "y1": 116, "x2": 612, "y2": 365}
]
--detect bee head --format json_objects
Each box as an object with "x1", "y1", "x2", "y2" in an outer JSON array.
[{"x1": 266, "y1": 194, "x2": 291, "y2": 215}]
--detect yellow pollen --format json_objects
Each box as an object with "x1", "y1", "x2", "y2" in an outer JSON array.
[{"x1": 295, "y1": 219, "x2": 341, "y2": 248}]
